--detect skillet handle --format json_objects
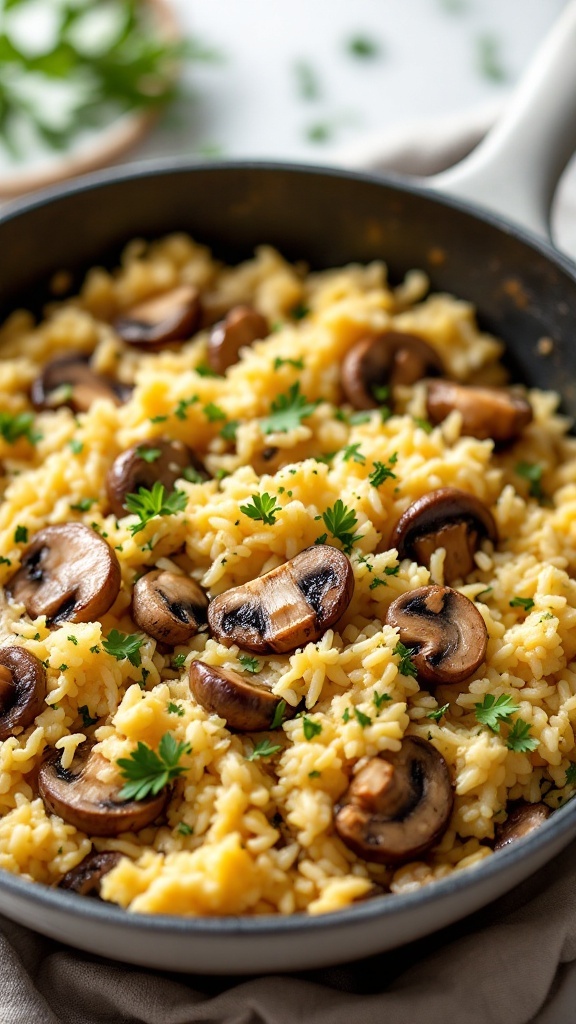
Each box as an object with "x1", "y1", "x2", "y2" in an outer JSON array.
[{"x1": 428, "y1": 0, "x2": 576, "y2": 240}]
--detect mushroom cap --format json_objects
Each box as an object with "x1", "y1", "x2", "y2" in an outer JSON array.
[
  {"x1": 39, "y1": 744, "x2": 167, "y2": 837},
  {"x1": 7, "y1": 523, "x2": 121, "y2": 625},
  {"x1": 386, "y1": 584, "x2": 488, "y2": 687},
  {"x1": 494, "y1": 801, "x2": 551, "y2": 851},
  {"x1": 426, "y1": 380, "x2": 533, "y2": 443},
  {"x1": 207, "y1": 545, "x2": 355, "y2": 654},
  {"x1": 0, "y1": 646, "x2": 46, "y2": 741},
  {"x1": 106, "y1": 438, "x2": 207, "y2": 518},
  {"x1": 334, "y1": 736, "x2": 453, "y2": 864},
  {"x1": 133, "y1": 570, "x2": 208, "y2": 645},
  {"x1": 207, "y1": 305, "x2": 269, "y2": 374},
  {"x1": 58, "y1": 850, "x2": 122, "y2": 897},
  {"x1": 341, "y1": 331, "x2": 443, "y2": 410},
  {"x1": 113, "y1": 284, "x2": 201, "y2": 350},
  {"x1": 389, "y1": 486, "x2": 497, "y2": 584},
  {"x1": 189, "y1": 659, "x2": 291, "y2": 732},
  {"x1": 31, "y1": 353, "x2": 131, "y2": 413}
]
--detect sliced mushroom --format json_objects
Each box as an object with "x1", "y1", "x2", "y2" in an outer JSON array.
[
  {"x1": 7, "y1": 523, "x2": 121, "y2": 625},
  {"x1": 39, "y1": 743, "x2": 167, "y2": 836},
  {"x1": 389, "y1": 487, "x2": 497, "y2": 583},
  {"x1": 189, "y1": 659, "x2": 291, "y2": 731},
  {"x1": 334, "y1": 736, "x2": 453, "y2": 864},
  {"x1": 114, "y1": 284, "x2": 201, "y2": 350},
  {"x1": 208, "y1": 545, "x2": 354, "y2": 654},
  {"x1": 386, "y1": 584, "x2": 488, "y2": 687},
  {"x1": 207, "y1": 305, "x2": 269, "y2": 374},
  {"x1": 106, "y1": 438, "x2": 208, "y2": 518},
  {"x1": 494, "y1": 802, "x2": 551, "y2": 851},
  {"x1": 133, "y1": 570, "x2": 208, "y2": 645},
  {"x1": 58, "y1": 850, "x2": 122, "y2": 897},
  {"x1": 31, "y1": 353, "x2": 132, "y2": 413},
  {"x1": 341, "y1": 331, "x2": 443, "y2": 410},
  {"x1": 426, "y1": 380, "x2": 533, "y2": 443},
  {"x1": 0, "y1": 647, "x2": 46, "y2": 741}
]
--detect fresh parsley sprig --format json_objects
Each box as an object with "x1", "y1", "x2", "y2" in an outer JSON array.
[
  {"x1": 516, "y1": 462, "x2": 544, "y2": 501},
  {"x1": 117, "y1": 733, "x2": 191, "y2": 801},
  {"x1": 246, "y1": 739, "x2": 282, "y2": 761},
  {"x1": 0, "y1": 411, "x2": 41, "y2": 445},
  {"x1": 319, "y1": 499, "x2": 362, "y2": 554},
  {"x1": 506, "y1": 719, "x2": 538, "y2": 753},
  {"x1": 474, "y1": 693, "x2": 519, "y2": 733},
  {"x1": 394, "y1": 641, "x2": 418, "y2": 678},
  {"x1": 125, "y1": 481, "x2": 187, "y2": 535},
  {"x1": 103, "y1": 629, "x2": 146, "y2": 668},
  {"x1": 240, "y1": 492, "x2": 281, "y2": 526},
  {"x1": 261, "y1": 383, "x2": 319, "y2": 434},
  {"x1": 369, "y1": 453, "x2": 398, "y2": 488}
]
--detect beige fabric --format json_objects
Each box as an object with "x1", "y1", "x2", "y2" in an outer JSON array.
[{"x1": 2, "y1": 115, "x2": 576, "y2": 1024}]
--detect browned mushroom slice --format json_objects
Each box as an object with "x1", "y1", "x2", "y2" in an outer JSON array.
[
  {"x1": 0, "y1": 647, "x2": 46, "y2": 741},
  {"x1": 31, "y1": 353, "x2": 132, "y2": 413},
  {"x1": 106, "y1": 438, "x2": 208, "y2": 518},
  {"x1": 39, "y1": 744, "x2": 167, "y2": 837},
  {"x1": 426, "y1": 380, "x2": 533, "y2": 443},
  {"x1": 7, "y1": 523, "x2": 121, "y2": 625},
  {"x1": 133, "y1": 570, "x2": 208, "y2": 645},
  {"x1": 334, "y1": 736, "x2": 453, "y2": 864},
  {"x1": 207, "y1": 305, "x2": 269, "y2": 374},
  {"x1": 494, "y1": 802, "x2": 551, "y2": 851},
  {"x1": 386, "y1": 585, "x2": 487, "y2": 687},
  {"x1": 189, "y1": 660, "x2": 291, "y2": 731},
  {"x1": 208, "y1": 545, "x2": 354, "y2": 654},
  {"x1": 341, "y1": 331, "x2": 444, "y2": 410},
  {"x1": 389, "y1": 486, "x2": 497, "y2": 583},
  {"x1": 58, "y1": 850, "x2": 123, "y2": 897},
  {"x1": 114, "y1": 284, "x2": 201, "y2": 350}
]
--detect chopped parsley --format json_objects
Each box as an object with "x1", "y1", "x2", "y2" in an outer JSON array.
[
  {"x1": 14, "y1": 525, "x2": 28, "y2": 543},
  {"x1": 346, "y1": 35, "x2": 381, "y2": 58},
  {"x1": 565, "y1": 762, "x2": 576, "y2": 786},
  {"x1": 171, "y1": 653, "x2": 187, "y2": 668},
  {"x1": 369, "y1": 566, "x2": 400, "y2": 589},
  {"x1": 239, "y1": 655, "x2": 261, "y2": 674},
  {"x1": 306, "y1": 122, "x2": 333, "y2": 144},
  {"x1": 308, "y1": 770, "x2": 321, "y2": 779},
  {"x1": 342, "y1": 443, "x2": 365, "y2": 465},
  {"x1": 203, "y1": 402, "x2": 226, "y2": 423},
  {"x1": 0, "y1": 556, "x2": 11, "y2": 566},
  {"x1": 0, "y1": 411, "x2": 40, "y2": 445},
  {"x1": 67, "y1": 635, "x2": 78, "y2": 645},
  {"x1": 220, "y1": 420, "x2": 239, "y2": 441},
  {"x1": 475, "y1": 587, "x2": 493, "y2": 603},
  {"x1": 394, "y1": 641, "x2": 418, "y2": 678},
  {"x1": 70, "y1": 497, "x2": 96, "y2": 512},
  {"x1": 174, "y1": 395, "x2": 199, "y2": 421},
  {"x1": 103, "y1": 629, "x2": 145, "y2": 668},
  {"x1": 167, "y1": 702, "x2": 185, "y2": 717},
  {"x1": 426, "y1": 703, "x2": 450, "y2": 722},
  {"x1": 302, "y1": 716, "x2": 322, "y2": 740},
  {"x1": 273, "y1": 356, "x2": 305, "y2": 371},
  {"x1": 342, "y1": 707, "x2": 351, "y2": 723},
  {"x1": 260, "y1": 383, "x2": 319, "y2": 434},
  {"x1": 270, "y1": 699, "x2": 287, "y2": 729},
  {"x1": 516, "y1": 461, "x2": 544, "y2": 500},
  {"x1": 247, "y1": 739, "x2": 282, "y2": 761},
  {"x1": 194, "y1": 363, "x2": 221, "y2": 378},
  {"x1": 69, "y1": 439, "x2": 83, "y2": 454},
  {"x1": 371, "y1": 384, "x2": 390, "y2": 404},
  {"x1": 506, "y1": 718, "x2": 538, "y2": 753},
  {"x1": 354, "y1": 707, "x2": 372, "y2": 728},
  {"x1": 89, "y1": 645, "x2": 101, "y2": 655},
  {"x1": 373, "y1": 691, "x2": 392, "y2": 709},
  {"x1": 240, "y1": 492, "x2": 281, "y2": 526},
  {"x1": 474, "y1": 693, "x2": 520, "y2": 733},
  {"x1": 58, "y1": 664, "x2": 68, "y2": 672},
  {"x1": 78, "y1": 705, "x2": 98, "y2": 728},
  {"x1": 290, "y1": 303, "x2": 310, "y2": 321},
  {"x1": 177, "y1": 822, "x2": 193, "y2": 835},
  {"x1": 182, "y1": 466, "x2": 205, "y2": 484},
  {"x1": 136, "y1": 446, "x2": 161, "y2": 463},
  {"x1": 509, "y1": 596, "x2": 535, "y2": 612},
  {"x1": 413, "y1": 417, "x2": 433, "y2": 434},
  {"x1": 117, "y1": 734, "x2": 191, "y2": 801},
  {"x1": 150, "y1": 414, "x2": 168, "y2": 424},
  {"x1": 321, "y1": 499, "x2": 362, "y2": 553},
  {"x1": 125, "y1": 481, "x2": 187, "y2": 535},
  {"x1": 368, "y1": 453, "x2": 398, "y2": 488}
]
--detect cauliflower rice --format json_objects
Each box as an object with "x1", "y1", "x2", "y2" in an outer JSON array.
[{"x1": 0, "y1": 233, "x2": 575, "y2": 917}]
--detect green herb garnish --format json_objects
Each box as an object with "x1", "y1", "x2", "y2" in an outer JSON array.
[
  {"x1": 270, "y1": 699, "x2": 287, "y2": 730},
  {"x1": 302, "y1": 716, "x2": 322, "y2": 740},
  {"x1": 103, "y1": 629, "x2": 145, "y2": 667},
  {"x1": 261, "y1": 382, "x2": 319, "y2": 434},
  {"x1": 346, "y1": 35, "x2": 380, "y2": 58},
  {"x1": 394, "y1": 641, "x2": 418, "y2": 678},
  {"x1": 474, "y1": 693, "x2": 520, "y2": 733},
  {"x1": 368, "y1": 453, "x2": 398, "y2": 487},
  {"x1": 273, "y1": 356, "x2": 305, "y2": 371},
  {"x1": 203, "y1": 402, "x2": 226, "y2": 423},
  {"x1": 373, "y1": 692, "x2": 392, "y2": 709},
  {"x1": 125, "y1": 481, "x2": 187, "y2": 535},
  {"x1": 509, "y1": 596, "x2": 535, "y2": 612},
  {"x1": 174, "y1": 395, "x2": 199, "y2": 421},
  {"x1": 342, "y1": 443, "x2": 365, "y2": 465},
  {"x1": 69, "y1": 439, "x2": 83, "y2": 454},
  {"x1": 136, "y1": 446, "x2": 161, "y2": 463},
  {"x1": 194, "y1": 363, "x2": 221, "y2": 378},
  {"x1": 14, "y1": 525, "x2": 28, "y2": 543},
  {"x1": 516, "y1": 461, "x2": 544, "y2": 500},
  {"x1": 239, "y1": 655, "x2": 261, "y2": 674},
  {"x1": 369, "y1": 566, "x2": 400, "y2": 589},
  {"x1": 177, "y1": 822, "x2": 193, "y2": 835},
  {"x1": 220, "y1": 420, "x2": 239, "y2": 441},
  {"x1": 247, "y1": 738, "x2": 282, "y2": 761},
  {"x1": 0, "y1": 411, "x2": 40, "y2": 445},
  {"x1": 167, "y1": 701, "x2": 185, "y2": 716},
  {"x1": 426, "y1": 703, "x2": 450, "y2": 722},
  {"x1": 78, "y1": 705, "x2": 98, "y2": 728},
  {"x1": 171, "y1": 653, "x2": 187, "y2": 668},
  {"x1": 321, "y1": 499, "x2": 362, "y2": 553},
  {"x1": 506, "y1": 718, "x2": 538, "y2": 753},
  {"x1": 565, "y1": 762, "x2": 576, "y2": 786},
  {"x1": 117, "y1": 733, "x2": 191, "y2": 801},
  {"x1": 70, "y1": 497, "x2": 96, "y2": 512},
  {"x1": 354, "y1": 707, "x2": 372, "y2": 728},
  {"x1": 240, "y1": 492, "x2": 281, "y2": 526}
]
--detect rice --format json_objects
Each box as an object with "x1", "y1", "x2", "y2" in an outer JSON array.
[{"x1": 0, "y1": 233, "x2": 574, "y2": 916}]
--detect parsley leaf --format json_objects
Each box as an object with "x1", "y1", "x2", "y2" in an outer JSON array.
[
  {"x1": 516, "y1": 462, "x2": 544, "y2": 500},
  {"x1": 14, "y1": 525, "x2": 28, "y2": 543},
  {"x1": 565, "y1": 762, "x2": 576, "y2": 786},
  {"x1": 175, "y1": 395, "x2": 199, "y2": 421},
  {"x1": 260, "y1": 383, "x2": 319, "y2": 434},
  {"x1": 103, "y1": 629, "x2": 145, "y2": 668},
  {"x1": 203, "y1": 402, "x2": 226, "y2": 423},
  {"x1": 373, "y1": 691, "x2": 392, "y2": 709},
  {"x1": 354, "y1": 707, "x2": 372, "y2": 728},
  {"x1": 506, "y1": 718, "x2": 539, "y2": 753},
  {"x1": 117, "y1": 734, "x2": 191, "y2": 801},
  {"x1": 171, "y1": 653, "x2": 187, "y2": 668},
  {"x1": 369, "y1": 566, "x2": 400, "y2": 589},
  {"x1": 240, "y1": 492, "x2": 281, "y2": 525},
  {"x1": 239, "y1": 655, "x2": 261, "y2": 674},
  {"x1": 167, "y1": 701, "x2": 185, "y2": 716},
  {"x1": 70, "y1": 497, "x2": 96, "y2": 512},
  {"x1": 177, "y1": 822, "x2": 193, "y2": 835},
  {"x1": 510, "y1": 596, "x2": 535, "y2": 612},
  {"x1": 270, "y1": 699, "x2": 287, "y2": 729},
  {"x1": 220, "y1": 420, "x2": 239, "y2": 441},
  {"x1": 182, "y1": 466, "x2": 205, "y2": 484},
  {"x1": 474, "y1": 693, "x2": 520, "y2": 733},
  {"x1": 136, "y1": 446, "x2": 161, "y2": 463},
  {"x1": 369, "y1": 453, "x2": 398, "y2": 488},
  {"x1": 342, "y1": 707, "x2": 351, "y2": 723},
  {"x1": 302, "y1": 716, "x2": 322, "y2": 740},
  {"x1": 194, "y1": 363, "x2": 221, "y2": 378},
  {"x1": 394, "y1": 641, "x2": 418, "y2": 678},
  {"x1": 321, "y1": 499, "x2": 362, "y2": 553},
  {"x1": 125, "y1": 481, "x2": 187, "y2": 535},
  {"x1": 426, "y1": 703, "x2": 450, "y2": 722},
  {"x1": 413, "y1": 417, "x2": 433, "y2": 434},
  {"x1": 247, "y1": 738, "x2": 282, "y2": 761},
  {"x1": 0, "y1": 411, "x2": 40, "y2": 445},
  {"x1": 69, "y1": 439, "x2": 83, "y2": 454},
  {"x1": 342, "y1": 443, "x2": 365, "y2": 465},
  {"x1": 78, "y1": 705, "x2": 98, "y2": 728},
  {"x1": 273, "y1": 356, "x2": 305, "y2": 371}
]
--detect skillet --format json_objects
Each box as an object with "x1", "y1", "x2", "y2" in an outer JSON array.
[{"x1": 0, "y1": 3, "x2": 575, "y2": 974}]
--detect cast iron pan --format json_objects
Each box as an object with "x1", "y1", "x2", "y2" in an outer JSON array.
[{"x1": 0, "y1": 4, "x2": 575, "y2": 975}]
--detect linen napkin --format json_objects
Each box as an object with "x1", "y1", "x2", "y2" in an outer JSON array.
[{"x1": 2, "y1": 108, "x2": 576, "y2": 1024}]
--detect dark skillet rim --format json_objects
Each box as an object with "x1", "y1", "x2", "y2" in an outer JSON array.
[{"x1": 0, "y1": 156, "x2": 575, "y2": 938}]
